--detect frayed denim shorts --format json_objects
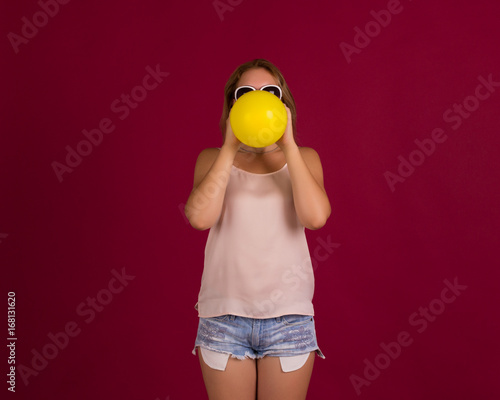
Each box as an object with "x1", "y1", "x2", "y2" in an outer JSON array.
[{"x1": 192, "y1": 314, "x2": 325, "y2": 368}]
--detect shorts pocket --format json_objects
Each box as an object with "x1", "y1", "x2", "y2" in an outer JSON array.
[
  {"x1": 209, "y1": 314, "x2": 230, "y2": 322},
  {"x1": 281, "y1": 314, "x2": 313, "y2": 326}
]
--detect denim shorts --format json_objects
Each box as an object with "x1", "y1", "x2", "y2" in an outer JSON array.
[{"x1": 192, "y1": 314, "x2": 325, "y2": 361}]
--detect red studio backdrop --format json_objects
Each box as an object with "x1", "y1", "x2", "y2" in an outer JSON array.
[{"x1": 2, "y1": 0, "x2": 499, "y2": 399}]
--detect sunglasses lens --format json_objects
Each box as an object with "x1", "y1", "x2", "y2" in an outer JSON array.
[
  {"x1": 235, "y1": 87, "x2": 254, "y2": 99},
  {"x1": 262, "y1": 86, "x2": 281, "y2": 99}
]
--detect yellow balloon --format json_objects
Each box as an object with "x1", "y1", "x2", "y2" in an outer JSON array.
[{"x1": 230, "y1": 90, "x2": 287, "y2": 148}]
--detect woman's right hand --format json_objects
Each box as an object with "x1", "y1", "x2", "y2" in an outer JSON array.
[
  {"x1": 185, "y1": 115, "x2": 241, "y2": 230},
  {"x1": 222, "y1": 115, "x2": 241, "y2": 154}
]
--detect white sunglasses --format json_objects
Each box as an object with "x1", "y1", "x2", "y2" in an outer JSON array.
[{"x1": 234, "y1": 85, "x2": 282, "y2": 101}]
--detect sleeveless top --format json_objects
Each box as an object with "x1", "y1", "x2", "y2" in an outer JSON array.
[{"x1": 194, "y1": 163, "x2": 315, "y2": 318}]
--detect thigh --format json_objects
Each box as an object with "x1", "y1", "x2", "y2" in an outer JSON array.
[
  {"x1": 198, "y1": 348, "x2": 257, "y2": 400},
  {"x1": 256, "y1": 351, "x2": 315, "y2": 400}
]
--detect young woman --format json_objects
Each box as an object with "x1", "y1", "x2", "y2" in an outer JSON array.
[{"x1": 185, "y1": 59, "x2": 331, "y2": 400}]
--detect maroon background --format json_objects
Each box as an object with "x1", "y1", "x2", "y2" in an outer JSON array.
[{"x1": 2, "y1": 0, "x2": 500, "y2": 399}]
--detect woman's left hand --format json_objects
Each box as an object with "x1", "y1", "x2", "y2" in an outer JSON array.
[{"x1": 276, "y1": 105, "x2": 296, "y2": 151}]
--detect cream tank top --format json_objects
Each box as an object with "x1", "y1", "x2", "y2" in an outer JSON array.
[{"x1": 195, "y1": 162, "x2": 315, "y2": 319}]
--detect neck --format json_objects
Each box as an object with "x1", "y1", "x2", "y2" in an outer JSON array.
[{"x1": 238, "y1": 144, "x2": 280, "y2": 154}]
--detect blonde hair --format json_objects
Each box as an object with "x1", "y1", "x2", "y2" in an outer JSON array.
[{"x1": 219, "y1": 59, "x2": 298, "y2": 143}]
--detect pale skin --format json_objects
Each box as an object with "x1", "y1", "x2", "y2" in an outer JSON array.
[{"x1": 186, "y1": 68, "x2": 331, "y2": 399}]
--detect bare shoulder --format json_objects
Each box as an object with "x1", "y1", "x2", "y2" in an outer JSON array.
[
  {"x1": 195, "y1": 147, "x2": 220, "y2": 172},
  {"x1": 299, "y1": 146, "x2": 320, "y2": 156},
  {"x1": 192, "y1": 147, "x2": 220, "y2": 189},
  {"x1": 196, "y1": 147, "x2": 220, "y2": 165},
  {"x1": 299, "y1": 146, "x2": 322, "y2": 165},
  {"x1": 298, "y1": 146, "x2": 325, "y2": 186}
]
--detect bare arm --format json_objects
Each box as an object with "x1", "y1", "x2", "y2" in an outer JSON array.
[
  {"x1": 278, "y1": 107, "x2": 331, "y2": 230},
  {"x1": 185, "y1": 121, "x2": 240, "y2": 230},
  {"x1": 283, "y1": 145, "x2": 331, "y2": 230}
]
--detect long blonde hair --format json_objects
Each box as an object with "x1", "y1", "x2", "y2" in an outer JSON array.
[{"x1": 219, "y1": 59, "x2": 298, "y2": 143}]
